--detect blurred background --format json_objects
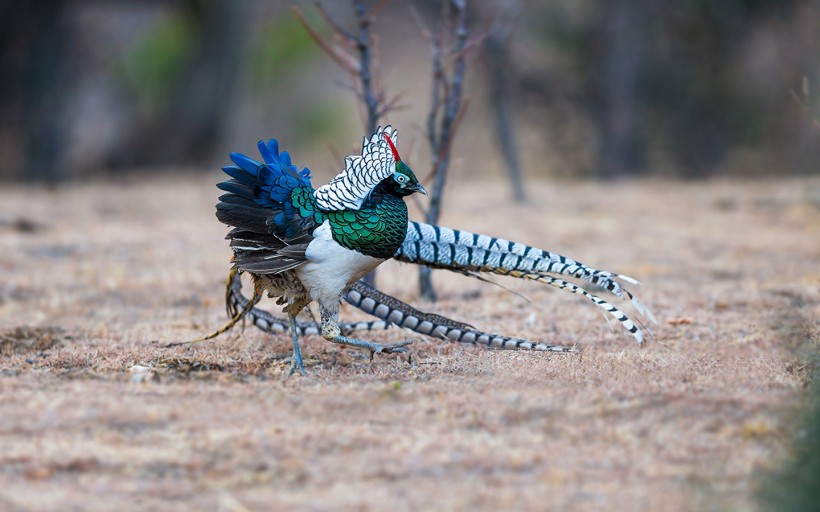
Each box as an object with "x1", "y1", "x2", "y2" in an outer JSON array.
[{"x1": 0, "y1": 0, "x2": 818, "y2": 186}]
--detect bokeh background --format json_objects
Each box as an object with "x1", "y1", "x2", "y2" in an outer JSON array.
[
  {"x1": 1, "y1": 0, "x2": 818, "y2": 186},
  {"x1": 1, "y1": 2, "x2": 819, "y2": 510}
]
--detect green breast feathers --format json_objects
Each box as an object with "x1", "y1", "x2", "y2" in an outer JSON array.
[{"x1": 326, "y1": 195, "x2": 409, "y2": 259}]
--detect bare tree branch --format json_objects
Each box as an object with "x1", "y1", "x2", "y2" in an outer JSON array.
[
  {"x1": 377, "y1": 92, "x2": 408, "y2": 118},
  {"x1": 312, "y1": 1, "x2": 356, "y2": 45},
  {"x1": 420, "y1": 98, "x2": 470, "y2": 185},
  {"x1": 365, "y1": 0, "x2": 390, "y2": 21},
  {"x1": 408, "y1": 4, "x2": 433, "y2": 43},
  {"x1": 353, "y1": 0, "x2": 380, "y2": 135},
  {"x1": 292, "y1": 6, "x2": 359, "y2": 74},
  {"x1": 296, "y1": 1, "x2": 403, "y2": 287},
  {"x1": 483, "y1": 5, "x2": 525, "y2": 200},
  {"x1": 296, "y1": 1, "x2": 469, "y2": 296},
  {"x1": 419, "y1": 0, "x2": 470, "y2": 302},
  {"x1": 790, "y1": 80, "x2": 820, "y2": 133}
]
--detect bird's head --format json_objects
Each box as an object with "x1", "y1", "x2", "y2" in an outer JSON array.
[{"x1": 383, "y1": 132, "x2": 427, "y2": 197}]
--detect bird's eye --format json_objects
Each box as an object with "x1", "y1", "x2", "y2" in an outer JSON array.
[{"x1": 395, "y1": 174, "x2": 408, "y2": 184}]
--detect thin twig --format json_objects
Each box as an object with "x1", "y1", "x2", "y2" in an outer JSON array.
[
  {"x1": 790, "y1": 87, "x2": 820, "y2": 133},
  {"x1": 427, "y1": 0, "x2": 468, "y2": 218},
  {"x1": 313, "y1": 1, "x2": 356, "y2": 45},
  {"x1": 364, "y1": 0, "x2": 390, "y2": 21},
  {"x1": 424, "y1": 97, "x2": 470, "y2": 184},
  {"x1": 427, "y1": 25, "x2": 444, "y2": 159},
  {"x1": 420, "y1": 0, "x2": 470, "y2": 302},
  {"x1": 295, "y1": 1, "x2": 395, "y2": 149},
  {"x1": 377, "y1": 93, "x2": 408, "y2": 118},
  {"x1": 353, "y1": 0, "x2": 381, "y2": 134},
  {"x1": 408, "y1": 4, "x2": 433, "y2": 42},
  {"x1": 331, "y1": 78, "x2": 362, "y2": 97},
  {"x1": 442, "y1": 34, "x2": 488, "y2": 66},
  {"x1": 292, "y1": 6, "x2": 359, "y2": 74},
  {"x1": 372, "y1": 32, "x2": 383, "y2": 110}
]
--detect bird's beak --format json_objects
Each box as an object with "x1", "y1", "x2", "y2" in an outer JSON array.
[{"x1": 414, "y1": 183, "x2": 428, "y2": 196}]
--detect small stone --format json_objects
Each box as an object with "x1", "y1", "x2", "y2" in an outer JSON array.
[
  {"x1": 129, "y1": 365, "x2": 160, "y2": 384},
  {"x1": 525, "y1": 312, "x2": 538, "y2": 328}
]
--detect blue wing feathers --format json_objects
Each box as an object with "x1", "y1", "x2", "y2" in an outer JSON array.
[
  {"x1": 217, "y1": 138, "x2": 319, "y2": 237},
  {"x1": 229, "y1": 153, "x2": 264, "y2": 175},
  {"x1": 257, "y1": 139, "x2": 279, "y2": 164},
  {"x1": 279, "y1": 151, "x2": 292, "y2": 166},
  {"x1": 216, "y1": 137, "x2": 325, "y2": 274},
  {"x1": 216, "y1": 179, "x2": 254, "y2": 198},
  {"x1": 221, "y1": 165, "x2": 257, "y2": 187}
]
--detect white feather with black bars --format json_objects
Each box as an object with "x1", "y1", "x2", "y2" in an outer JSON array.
[{"x1": 314, "y1": 125, "x2": 399, "y2": 211}]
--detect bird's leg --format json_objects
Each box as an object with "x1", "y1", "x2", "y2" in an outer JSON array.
[
  {"x1": 285, "y1": 301, "x2": 310, "y2": 377},
  {"x1": 287, "y1": 311, "x2": 307, "y2": 376},
  {"x1": 319, "y1": 302, "x2": 414, "y2": 358}
]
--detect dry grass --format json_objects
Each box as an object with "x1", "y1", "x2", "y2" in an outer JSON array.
[{"x1": 1, "y1": 176, "x2": 818, "y2": 511}]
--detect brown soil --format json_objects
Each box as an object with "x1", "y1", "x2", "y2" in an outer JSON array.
[{"x1": 1, "y1": 176, "x2": 818, "y2": 511}]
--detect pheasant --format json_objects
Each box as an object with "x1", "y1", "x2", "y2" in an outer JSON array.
[
  {"x1": 215, "y1": 125, "x2": 427, "y2": 375},
  {"x1": 198, "y1": 126, "x2": 655, "y2": 362}
]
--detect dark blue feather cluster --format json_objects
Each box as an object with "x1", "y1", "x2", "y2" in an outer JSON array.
[
  {"x1": 217, "y1": 139, "x2": 316, "y2": 238},
  {"x1": 224, "y1": 140, "x2": 312, "y2": 201}
]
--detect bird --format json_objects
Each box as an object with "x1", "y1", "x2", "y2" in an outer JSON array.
[
  {"x1": 196, "y1": 126, "x2": 655, "y2": 360},
  {"x1": 215, "y1": 125, "x2": 427, "y2": 375}
]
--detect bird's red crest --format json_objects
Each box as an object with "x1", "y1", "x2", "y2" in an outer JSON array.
[{"x1": 383, "y1": 132, "x2": 400, "y2": 163}]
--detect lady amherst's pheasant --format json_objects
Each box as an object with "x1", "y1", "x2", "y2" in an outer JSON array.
[
  {"x1": 215, "y1": 126, "x2": 427, "y2": 375},
  {"x1": 202, "y1": 125, "x2": 655, "y2": 371},
  {"x1": 208, "y1": 131, "x2": 656, "y2": 361}
]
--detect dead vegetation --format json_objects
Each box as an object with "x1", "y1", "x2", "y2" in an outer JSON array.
[
  {"x1": 0, "y1": 326, "x2": 70, "y2": 357},
  {"x1": 0, "y1": 176, "x2": 818, "y2": 511}
]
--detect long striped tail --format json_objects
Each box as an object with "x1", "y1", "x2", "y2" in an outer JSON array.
[
  {"x1": 229, "y1": 270, "x2": 576, "y2": 352},
  {"x1": 397, "y1": 221, "x2": 656, "y2": 341}
]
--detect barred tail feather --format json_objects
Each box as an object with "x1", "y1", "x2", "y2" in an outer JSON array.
[
  {"x1": 401, "y1": 221, "x2": 632, "y2": 298},
  {"x1": 228, "y1": 271, "x2": 576, "y2": 352},
  {"x1": 394, "y1": 222, "x2": 634, "y2": 297},
  {"x1": 345, "y1": 281, "x2": 475, "y2": 333},
  {"x1": 398, "y1": 221, "x2": 656, "y2": 334},
  {"x1": 346, "y1": 281, "x2": 574, "y2": 351},
  {"x1": 623, "y1": 288, "x2": 657, "y2": 325},
  {"x1": 487, "y1": 270, "x2": 645, "y2": 342}
]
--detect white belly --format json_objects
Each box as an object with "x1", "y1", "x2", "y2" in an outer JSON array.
[{"x1": 297, "y1": 221, "x2": 384, "y2": 305}]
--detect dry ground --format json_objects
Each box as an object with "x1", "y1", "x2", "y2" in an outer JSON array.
[{"x1": 0, "y1": 176, "x2": 818, "y2": 511}]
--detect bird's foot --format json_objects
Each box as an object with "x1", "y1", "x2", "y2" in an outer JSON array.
[
  {"x1": 288, "y1": 358, "x2": 308, "y2": 377},
  {"x1": 286, "y1": 347, "x2": 308, "y2": 377},
  {"x1": 331, "y1": 335, "x2": 414, "y2": 360}
]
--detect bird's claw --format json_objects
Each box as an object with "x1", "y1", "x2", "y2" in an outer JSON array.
[
  {"x1": 288, "y1": 364, "x2": 308, "y2": 377},
  {"x1": 368, "y1": 339, "x2": 414, "y2": 360},
  {"x1": 286, "y1": 355, "x2": 308, "y2": 377},
  {"x1": 331, "y1": 335, "x2": 414, "y2": 361},
  {"x1": 377, "y1": 339, "x2": 414, "y2": 353}
]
